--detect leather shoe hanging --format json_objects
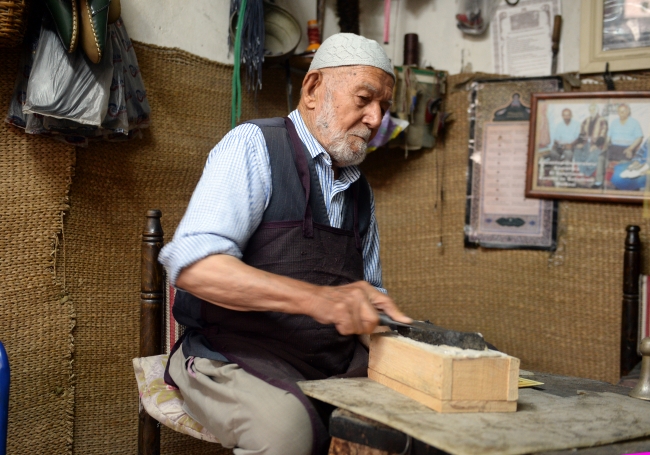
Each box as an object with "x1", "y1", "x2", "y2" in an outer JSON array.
[
  {"x1": 79, "y1": 0, "x2": 112, "y2": 63},
  {"x1": 107, "y1": 0, "x2": 120, "y2": 24},
  {"x1": 44, "y1": 0, "x2": 79, "y2": 53}
]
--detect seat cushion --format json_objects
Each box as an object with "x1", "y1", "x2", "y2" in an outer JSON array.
[{"x1": 132, "y1": 354, "x2": 220, "y2": 443}]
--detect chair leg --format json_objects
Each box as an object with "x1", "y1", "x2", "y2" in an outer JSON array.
[{"x1": 138, "y1": 410, "x2": 160, "y2": 455}]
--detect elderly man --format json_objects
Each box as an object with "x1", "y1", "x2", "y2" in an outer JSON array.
[
  {"x1": 606, "y1": 103, "x2": 643, "y2": 161},
  {"x1": 549, "y1": 108, "x2": 580, "y2": 162},
  {"x1": 573, "y1": 103, "x2": 608, "y2": 181},
  {"x1": 158, "y1": 33, "x2": 410, "y2": 455},
  {"x1": 594, "y1": 103, "x2": 644, "y2": 188}
]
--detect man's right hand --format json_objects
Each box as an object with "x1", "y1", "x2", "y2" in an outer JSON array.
[{"x1": 306, "y1": 281, "x2": 412, "y2": 335}]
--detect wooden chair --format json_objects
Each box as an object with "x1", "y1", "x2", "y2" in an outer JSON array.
[
  {"x1": 622, "y1": 225, "x2": 642, "y2": 378},
  {"x1": 134, "y1": 210, "x2": 645, "y2": 455},
  {"x1": 135, "y1": 209, "x2": 220, "y2": 455},
  {"x1": 0, "y1": 341, "x2": 9, "y2": 455}
]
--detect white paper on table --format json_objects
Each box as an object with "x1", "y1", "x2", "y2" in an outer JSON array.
[{"x1": 491, "y1": 0, "x2": 561, "y2": 77}]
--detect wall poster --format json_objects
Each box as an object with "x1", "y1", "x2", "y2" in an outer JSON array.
[{"x1": 465, "y1": 77, "x2": 562, "y2": 250}]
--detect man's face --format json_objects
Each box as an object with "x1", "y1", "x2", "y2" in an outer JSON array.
[
  {"x1": 618, "y1": 105, "x2": 630, "y2": 121},
  {"x1": 589, "y1": 104, "x2": 597, "y2": 117},
  {"x1": 313, "y1": 66, "x2": 394, "y2": 168},
  {"x1": 562, "y1": 109, "x2": 572, "y2": 124}
]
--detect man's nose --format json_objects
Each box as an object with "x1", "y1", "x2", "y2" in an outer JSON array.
[{"x1": 365, "y1": 103, "x2": 384, "y2": 129}]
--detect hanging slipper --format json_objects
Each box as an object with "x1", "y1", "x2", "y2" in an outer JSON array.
[
  {"x1": 107, "y1": 0, "x2": 120, "y2": 24},
  {"x1": 44, "y1": 0, "x2": 79, "y2": 53},
  {"x1": 80, "y1": 0, "x2": 111, "y2": 63}
]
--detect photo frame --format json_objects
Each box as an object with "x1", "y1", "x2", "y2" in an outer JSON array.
[
  {"x1": 580, "y1": 0, "x2": 650, "y2": 73},
  {"x1": 525, "y1": 91, "x2": 650, "y2": 203}
]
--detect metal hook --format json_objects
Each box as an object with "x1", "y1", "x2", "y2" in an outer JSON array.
[
  {"x1": 398, "y1": 435, "x2": 412, "y2": 455},
  {"x1": 604, "y1": 62, "x2": 616, "y2": 91}
]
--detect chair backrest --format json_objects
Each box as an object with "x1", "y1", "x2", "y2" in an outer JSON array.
[
  {"x1": 0, "y1": 341, "x2": 9, "y2": 455},
  {"x1": 622, "y1": 225, "x2": 642, "y2": 377}
]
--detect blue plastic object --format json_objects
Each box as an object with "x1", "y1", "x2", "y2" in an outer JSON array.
[{"x1": 0, "y1": 342, "x2": 9, "y2": 455}]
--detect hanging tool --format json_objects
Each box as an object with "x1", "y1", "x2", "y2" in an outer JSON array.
[{"x1": 551, "y1": 14, "x2": 562, "y2": 75}]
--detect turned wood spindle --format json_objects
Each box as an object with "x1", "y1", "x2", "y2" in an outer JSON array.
[
  {"x1": 622, "y1": 225, "x2": 642, "y2": 378},
  {"x1": 139, "y1": 209, "x2": 164, "y2": 455}
]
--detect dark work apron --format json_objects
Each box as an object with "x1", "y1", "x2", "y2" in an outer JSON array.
[{"x1": 165, "y1": 117, "x2": 371, "y2": 455}]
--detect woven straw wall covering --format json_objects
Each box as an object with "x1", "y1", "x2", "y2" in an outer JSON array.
[
  {"x1": 361, "y1": 72, "x2": 650, "y2": 387},
  {"x1": 0, "y1": 49, "x2": 75, "y2": 454},
  {"x1": 66, "y1": 43, "x2": 300, "y2": 454}
]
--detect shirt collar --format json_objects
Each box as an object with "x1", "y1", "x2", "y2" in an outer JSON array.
[{"x1": 288, "y1": 110, "x2": 361, "y2": 183}]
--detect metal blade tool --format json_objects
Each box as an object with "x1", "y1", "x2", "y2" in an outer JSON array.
[{"x1": 378, "y1": 312, "x2": 487, "y2": 351}]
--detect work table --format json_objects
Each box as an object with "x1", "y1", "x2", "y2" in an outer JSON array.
[{"x1": 298, "y1": 371, "x2": 650, "y2": 455}]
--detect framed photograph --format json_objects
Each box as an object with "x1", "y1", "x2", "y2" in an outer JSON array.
[
  {"x1": 580, "y1": 0, "x2": 650, "y2": 73},
  {"x1": 525, "y1": 91, "x2": 650, "y2": 203}
]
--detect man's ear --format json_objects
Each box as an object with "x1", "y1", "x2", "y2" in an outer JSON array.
[{"x1": 301, "y1": 70, "x2": 323, "y2": 110}]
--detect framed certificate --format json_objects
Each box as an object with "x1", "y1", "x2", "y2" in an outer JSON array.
[{"x1": 465, "y1": 77, "x2": 561, "y2": 250}]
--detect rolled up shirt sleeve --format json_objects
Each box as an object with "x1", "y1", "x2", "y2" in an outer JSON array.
[{"x1": 159, "y1": 123, "x2": 271, "y2": 286}]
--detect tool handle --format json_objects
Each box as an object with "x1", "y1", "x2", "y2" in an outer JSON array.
[
  {"x1": 552, "y1": 15, "x2": 562, "y2": 53},
  {"x1": 378, "y1": 312, "x2": 411, "y2": 328}
]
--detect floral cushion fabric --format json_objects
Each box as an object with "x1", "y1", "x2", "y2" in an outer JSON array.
[{"x1": 132, "y1": 354, "x2": 220, "y2": 443}]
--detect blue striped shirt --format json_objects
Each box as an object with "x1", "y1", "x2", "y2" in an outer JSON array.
[{"x1": 159, "y1": 110, "x2": 385, "y2": 293}]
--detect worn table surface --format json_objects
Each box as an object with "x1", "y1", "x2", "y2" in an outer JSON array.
[{"x1": 298, "y1": 372, "x2": 650, "y2": 455}]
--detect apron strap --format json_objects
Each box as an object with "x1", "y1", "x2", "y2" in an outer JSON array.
[
  {"x1": 283, "y1": 117, "x2": 314, "y2": 238},
  {"x1": 163, "y1": 330, "x2": 188, "y2": 388}
]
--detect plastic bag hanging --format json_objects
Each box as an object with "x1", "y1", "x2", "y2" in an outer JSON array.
[
  {"x1": 6, "y1": 16, "x2": 151, "y2": 146},
  {"x1": 456, "y1": 0, "x2": 500, "y2": 35}
]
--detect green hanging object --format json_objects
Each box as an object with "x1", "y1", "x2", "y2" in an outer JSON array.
[{"x1": 231, "y1": 0, "x2": 247, "y2": 129}]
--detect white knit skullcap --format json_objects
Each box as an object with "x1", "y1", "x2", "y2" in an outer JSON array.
[{"x1": 309, "y1": 33, "x2": 395, "y2": 81}]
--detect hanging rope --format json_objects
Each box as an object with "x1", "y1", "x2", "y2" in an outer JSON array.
[
  {"x1": 231, "y1": 0, "x2": 246, "y2": 129},
  {"x1": 230, "y1": 0, "x2": 265, "y2": 128}
]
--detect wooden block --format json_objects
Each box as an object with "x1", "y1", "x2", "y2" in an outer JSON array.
[
  {"x1": 368, "y1": 369, "x2": 517, "y2": 414},
  {"x1": 368, "y1": 332, "x2": 519, "y2": 413}
]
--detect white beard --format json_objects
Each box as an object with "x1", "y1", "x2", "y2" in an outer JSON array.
[{"x1": 316, "y1": 90, "x2": 371, "y2": 167}]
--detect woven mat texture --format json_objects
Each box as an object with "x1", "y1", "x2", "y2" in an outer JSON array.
[
  {"x1": 66, "y1": 43, "x2": 300, "y2": 454},
  {"x1": 361, "y1": 72, "x2": 650, "y2": 386},
  {"x1": 0, "y1": 49, "x2": 76, "y2": 454}
]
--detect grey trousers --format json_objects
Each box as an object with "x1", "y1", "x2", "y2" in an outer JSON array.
[{"x1": 168, "y1": 347, "x2": 314, "y2": 455}]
